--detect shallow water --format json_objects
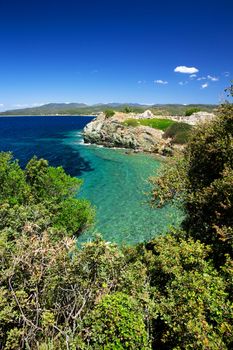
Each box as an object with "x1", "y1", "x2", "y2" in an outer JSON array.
[{"x1": 0, "y1": 116, "x2": 182, "y2": 244}]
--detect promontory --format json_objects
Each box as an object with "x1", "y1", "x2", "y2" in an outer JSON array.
[{"x1": 83, "y1": 110, "x2": 215, "y2": 155}]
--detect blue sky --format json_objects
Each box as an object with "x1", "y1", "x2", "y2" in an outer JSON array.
[{"x1": 0, "y1": 0, "x2": 232, "y2": 110}]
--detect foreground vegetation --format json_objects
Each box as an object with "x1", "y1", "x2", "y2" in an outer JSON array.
[{"x1": 0, "y1": 101, "x2": 232, "y2": 348}]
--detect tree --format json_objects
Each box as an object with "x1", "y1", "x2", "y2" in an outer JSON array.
[
  {"x1": 150, "y1": 104, "x2": 233, "y2": 263},
  {"x1": 0, "y1": 152, "x2": 94, "y2": 238},
  {"x1": 142, "y1": 233, "x2": 232, "y2": 350}
]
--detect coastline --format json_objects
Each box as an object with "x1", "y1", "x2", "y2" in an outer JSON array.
[
  {"x1": 82, "y1": 110, "x2": 215, "y2": 156},
  {"x1": 0, "y1": 114, "x2": 96, "y2": 117}
]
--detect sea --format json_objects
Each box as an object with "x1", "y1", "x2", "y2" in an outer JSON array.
[{"x1": 0, "y1": 116, "x2": 182, "y2": 245}]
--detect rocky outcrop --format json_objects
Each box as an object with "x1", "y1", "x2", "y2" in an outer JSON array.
[
  {"x1": 136, "y1": 109, "x2": 155, "y2": 119},
  {"x1": 169, "y1": 111, "x2": 216, "y2": 125},
  {"x1": 82, "y1": 109, "x2": 216, "y2": 154},
  {"x1": 83, "y1": 112, "x2": 171, "y2": 154}
]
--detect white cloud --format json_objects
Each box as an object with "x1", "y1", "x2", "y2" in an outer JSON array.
[
  {"x1": 137, "y1": 80, "x2": 146, "y2": 84},
  {"x1": 207, "y1": 75, "x2": 219, "y2": 81},
  {"x1": 201, "y1": 83, "x2": 208, "y2": 89},
  {"x1": 174, "y1": 66, "x2": 199, "y2": 74},
  {"x1": 223, "y1": 71, "x2": 230, "y2": 77},
  {"x1": 178, "y1": 81, "x2": 188, "y2": 86},
  {"x1": 197, "y1": 77, "x2": 206, "y2": 81},
  {"x1": 0, "y1": 103, "x2": 4, "y2": 107},
  {"x1": 154, "y1": 79, "x2": 168, "y2": 85},
  {"x1": 189, "y1": 74, "x2": 197, "y2": 79}
]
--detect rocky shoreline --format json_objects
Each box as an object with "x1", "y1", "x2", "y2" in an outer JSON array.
[{"x1": 83, "y1": 110, "x2": 215, "y2": 156}]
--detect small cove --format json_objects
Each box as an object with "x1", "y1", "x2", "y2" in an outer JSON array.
[{"x1": 0, "y1": 116, "x2": 182, "y2": 244}]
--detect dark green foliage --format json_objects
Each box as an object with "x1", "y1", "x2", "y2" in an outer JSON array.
[
  {"x1": 0, "y1": 224, "x2": 232, "y2": 349},
  {"x1": 0, "y1": 152, "x2": 94, "y2": 238},
  {"x1": 183, "y1": 105, "x2": 233, "y2": 261},
  {"x1": 123, "y1": 118, "x2": 175, "y2": 130},
  {"x1": 122, "y1": 106, "x2": 133, "y2": 113},
  {"x1": 150, "y1": 103, "x2": 233, "y2": 263},
  {"x1": 143, "y1": 233, "x2": 232, "y2": 349},
  {"x1": 25, "y1": 156, "x2": 81, "y2": 202},
  {"x1": 0, "y1": 153, "x2": 29, "y2": 205},
  {"x1": 81, "y1": 292, "x2": 151, "y2": 349},
  {"x1": 52, "y1": 198, "x2": 94, "y2": 235},
  {"x1": 104, "y1": 109, "x2": 115, "y2": 118},
  {"x1": 163, "y1": 122, "x2": 192, "y2": 144},
  {"x1": 185, "y1": 107, "x2": 201, "y2": 116}
]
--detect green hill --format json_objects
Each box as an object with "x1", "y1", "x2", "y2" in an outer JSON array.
[{"x1": 0, "y1": 102, "x2": 217, "y2": 116}]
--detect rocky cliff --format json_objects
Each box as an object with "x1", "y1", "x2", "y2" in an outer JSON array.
[
  {"x1": 83, "y1": 112, "x2": 172, "y2": 154},
  {"x1": 83, "y1": 110, "x2": 215, "y2": 154}
]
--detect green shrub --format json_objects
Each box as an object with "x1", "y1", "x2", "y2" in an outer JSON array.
[
  {"x1": 123, "y1": 118, "x2": 140, "y2": 127},
  {"x1": 150, "y1": 103, "x2": 233, "y2": 263},
  {"x1": 104, "y1": 109, "x2": 115, "y2": 118},
  {"x1": 81, "y1": 292, "x2": 151, "y2": 349},
  {"x1": 172, "y1": 130, "x2": 191, "y2": 144},
  {"x1": 143, "y1": 233, "x2": 231, "y2": 350},
  {"x1": 163, "y1": 122, "x2": 192, "y2": 144},
  {"x1": 122, "y1": 106, "x2": 133, "y2": 113},
  {"x1": 0, "y1": 152, "x2": 94, "y2": 238},
  {"x1": 185, "y1": 107, "x2": 201, "y2": 116}
]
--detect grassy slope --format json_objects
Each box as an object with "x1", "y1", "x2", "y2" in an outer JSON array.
[
  {"x1": 122, "y1": 118, "x2": 175, "y2": 130},
  {"x1": 122, "y1": 118, "x2": 193, "y2": 144}
]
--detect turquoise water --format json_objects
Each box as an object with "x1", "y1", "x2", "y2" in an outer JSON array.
[
  {"x1": 0, "y1": 116, "x2": 182, "y2": 244},
  {"x1": 64, "y1": 131, "x2": 182, "y2": 245}
]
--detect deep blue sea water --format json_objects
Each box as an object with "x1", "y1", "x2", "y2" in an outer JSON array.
[{"x1": 0, "y1": 116, "x2": 182, "y2": 244}]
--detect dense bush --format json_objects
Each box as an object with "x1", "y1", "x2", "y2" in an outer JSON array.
[
  {"x1": 163, "y1": 122, "x2": 192, "y2": 144},
  {"x1": 150, "y1": 103, "x2": 233, "y2": 264},
  {"x1": 81, "y1": 292, "x2": 151, "y2": 349},
  {"x1": 0, "y1": 229, "x2": 150, "y2": 349},
  {"x1": 142, "y1": 233, "x2": 232, "y2": 349},
  {"x1": 185, "y1": 107, "x2": 201, "y2": 116},
  {"x1": 122, "y1": 106, "x2": 133, "y2": 113},
  {"x1": 104, "y1": 109, "x2": 115, "y2": 118},
  {"x1": 0, "y1": 152, "x2": 94, "y2": 237}
]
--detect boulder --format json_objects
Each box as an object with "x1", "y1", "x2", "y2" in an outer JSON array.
[{"x1": 137, "y1": 109, "x2": 155, "y2": 119}]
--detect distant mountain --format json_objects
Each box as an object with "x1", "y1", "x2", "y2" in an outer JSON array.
[
  {"x1": 0, "y1": 102, "x2": 217, "y2": 116},
  {"x1": 0, "y1": 102, "x2": 147, "y2": 116},
  {"x1": 41, "y1": 103, "x2": 88, "y2": 109},
  {"x1": 0, "y1": 103, "x2": 89, "y2": 116}
]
